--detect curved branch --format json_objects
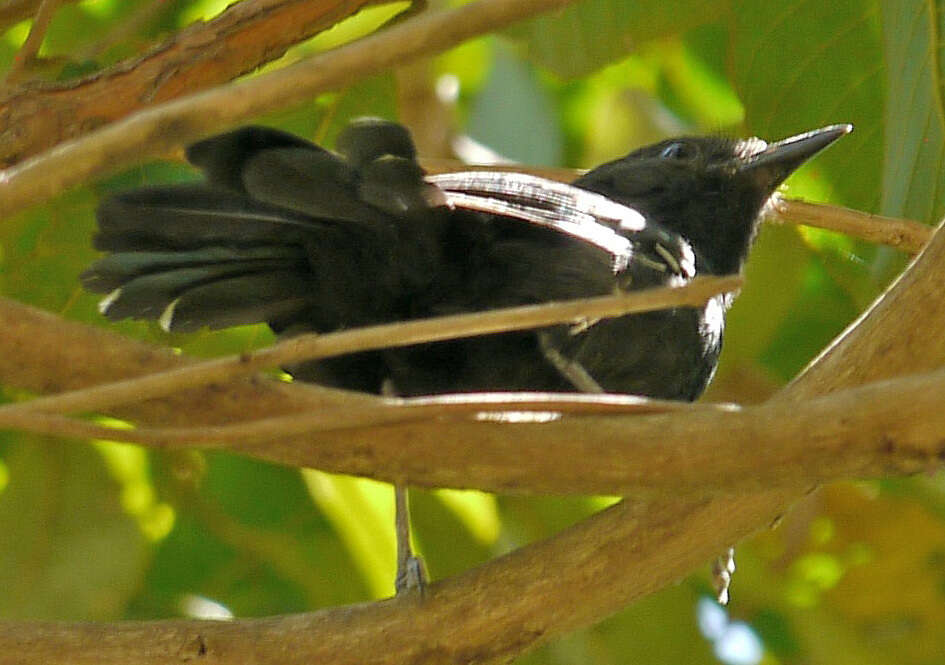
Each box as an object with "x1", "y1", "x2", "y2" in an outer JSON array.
[
  {"x1": 0, "y1": 0, "x2": 378, "y2": 165},
  {"x1": 1, "y1": 368, "x2": 943, "y2": 496},
  {"x1": 0, "y1": 488, "x2": 791, "y2": 665},
  {"x1": 0, "y1": 0, "x2": 580, "y2": 217}
]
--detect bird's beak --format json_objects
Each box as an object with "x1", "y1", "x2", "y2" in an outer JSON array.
[{"x1": 741, "y1": 123, "x2": 852, "y2": 189}]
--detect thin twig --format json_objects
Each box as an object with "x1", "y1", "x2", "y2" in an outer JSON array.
[
  {"x1": 4, "y1": 0, "x2": 60, "y2": 84},
  {"x1": 0, "y1": 392, "x2": 699, "y2": 446},
  {"x1": 773, "y1": 198, "x2": 931, "y2": 254},
  {"x1": 0, "y1": 0, "x2": 76, "y2": 32},
  {"x1": 0, "y1": 274, "x2": 739, "y2": 419}
]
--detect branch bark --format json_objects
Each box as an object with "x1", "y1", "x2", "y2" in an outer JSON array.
[
  {"x1": 1, "y1": 365, "x2": 943, "y2": 495},
  {"x1": 0, "y1": 0, "x2": 581, "y2": 217},
  {"x1": 0, "y1": 0, "x2": 378, "y2": 165},
  {"x1": 0, "y1": 220, "x2": 944, "y2": 662},
  {"x1": 0, "y1": 275, "x2": 736, "y2": 418}
]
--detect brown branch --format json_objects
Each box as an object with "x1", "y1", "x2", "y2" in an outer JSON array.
[
  {"x1": 1, "y1": 368, "x2": 943, "y2": 497},
  {"x1": 773, "y1": 198, "x2": 931, "y2": 254},
  {"x1": 0, "y1": 488, "x2": 786, "y2": 665},
  {"x1": 0, "y1": 275, "x2": 736, "y2": 419},
  {"x1": 0, "y1": 223, "x2": 943, "y2": 663},
  {"x1": 4, "y1": 0, "x2": 60, "y2": 85},
  {"x1": 0, "y1": 0, "x2": 581, "y2": 218},
  {"x1": 0, "y1": 0, "x2": 76, "y2": 32},
  {"x1": 0, "y1": 0, "x2": 379, "y2": 166}
]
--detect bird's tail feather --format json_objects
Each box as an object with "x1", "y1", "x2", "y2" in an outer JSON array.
[
  {"x1": 82, "y1": 186, "x2": 318, "y2": 332},
  {"x1": 92, "y1": 185, "x2": 318, "y2": 251}
]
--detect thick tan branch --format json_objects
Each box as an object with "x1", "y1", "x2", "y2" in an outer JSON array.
[
  {"x1": 1, "y1": 368, "x2": 943, "y2": 496},
  {"x1": 1, "y1": 488, "x2": 789, "y2": 665}
]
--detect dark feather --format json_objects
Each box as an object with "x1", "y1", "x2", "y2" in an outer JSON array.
[
  {"x1": 240, "y1": 148, "x2": 387, "y2": 224},
  {"x1": 93, "y1": 185, "x2": 319, "y2": 252},
  {"x1": 335, "y1": 118, "x2": 416, "y2": 170},
  {"x1": 186, "y1": 126, "x2": 320, "y2": 192},
  {"x1": 162, "y1": 271, "x2": 314, "y2": 332},
  {"x1": 81, "y1": 245, "x2": 306, "y2": 292}
]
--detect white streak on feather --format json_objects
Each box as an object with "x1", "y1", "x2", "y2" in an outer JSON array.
[
  {"x1": 159, "y1": 298, "x2": 180, "y2": 332},
  {"x1": 98, "y1": 288, "x2": 123, "y2": 315}
]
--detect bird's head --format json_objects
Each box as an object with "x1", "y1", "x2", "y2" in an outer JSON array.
[{"x1": 574, "y1": 124, "x2": 852, "y2": 275}]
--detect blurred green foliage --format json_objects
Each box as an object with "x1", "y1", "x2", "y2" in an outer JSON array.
[{"x1": 2, "y1": 0, "x2": 945, "y2": 664}]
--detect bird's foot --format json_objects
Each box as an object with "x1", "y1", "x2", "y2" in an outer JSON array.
[
  {"x1": 395, "y1": 553, "x2": 427, "y2": 596},
  {"x1": 711, "y1": 547, "x2": 736, "y2": 605}
]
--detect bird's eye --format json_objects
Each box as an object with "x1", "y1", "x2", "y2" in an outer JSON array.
[{"x1": 660, "y1": 142, "x2": 693, "y2": 160}]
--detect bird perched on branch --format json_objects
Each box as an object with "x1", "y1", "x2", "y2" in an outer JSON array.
[{"x1": 82, "y1": 118, "x2": 851, "y2": 593}]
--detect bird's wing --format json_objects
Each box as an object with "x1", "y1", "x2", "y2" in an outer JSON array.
[
  {"x1": 186, "y1": 126, "x2": 321, "y2": 192},
  {"x1": 427, "y1": 171, "x2": 645, "y2": 273},
  {"x1": 428, "y1": 172, "x2": 700, "y2": 393}
]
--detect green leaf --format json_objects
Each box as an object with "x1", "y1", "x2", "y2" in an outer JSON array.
[
  {"x1": 732, "y1": 0, "x2": 885, "y2": 213},
  {"x1": 880, "y1": 0, "x2": 945, "y2": 222},
  {"x1": 507, "y1": 0, "x2": 724, "y2": 79},
  {"x1": 467, "y1": 42, "x2": 563, "y2": 164}
]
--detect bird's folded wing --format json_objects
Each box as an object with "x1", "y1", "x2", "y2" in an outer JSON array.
[{"x1": 428, "y1": 171, "x2": 643, "y2": 271}]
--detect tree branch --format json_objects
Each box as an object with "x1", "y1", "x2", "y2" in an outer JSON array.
[
  {"x1": 0, "y1": 275, "x2": 736, "y2": 418},
  {"x1": 0, "y1": 0, "x2": 580, "y2": 217},
  {"x1": 0, "y1": 0, "x2": 76, "y2": 32},
  {"x1": 0, "y1": 0, "x2": 379, "y2": 165},
  {"x1": 3, "y1": 0, "x2": 60, "y2": 85},
  {"x1": 0, "y1": 222, "x2": 942, "y2": 664},
  {"x1": 773, "y1": 198, "x2": 931, "y2": 254},
  {"x1": 1, "y1": 367, "x2": 943, "y2": 496}
]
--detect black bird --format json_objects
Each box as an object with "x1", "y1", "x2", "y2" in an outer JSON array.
[
  {"x1": 81, "y1": 118, "x2": 850, "y2": 592},
  {"x1": 82, "y1": 120, "x2": 850, "y2": 398}
]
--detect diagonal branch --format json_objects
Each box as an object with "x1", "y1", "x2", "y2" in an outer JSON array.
[
  {"x1": 0, "y1": 0, "x2": 581, "y2": 217},
  {"x1": 0, "y1": 275, "x2": 736, "y2": 418},
  {"x1": 4, "y1": 0, "x2": 60, "y2": 85},
  {"x1": 0, "y1": 0, "x2": 75, "y2": 32},
  {"x1": 0, "y1": 0, "x2": 380, "y2": 165},
  {"x1": 772, "y1": 198, "x2": 931, "y2": 254}
]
